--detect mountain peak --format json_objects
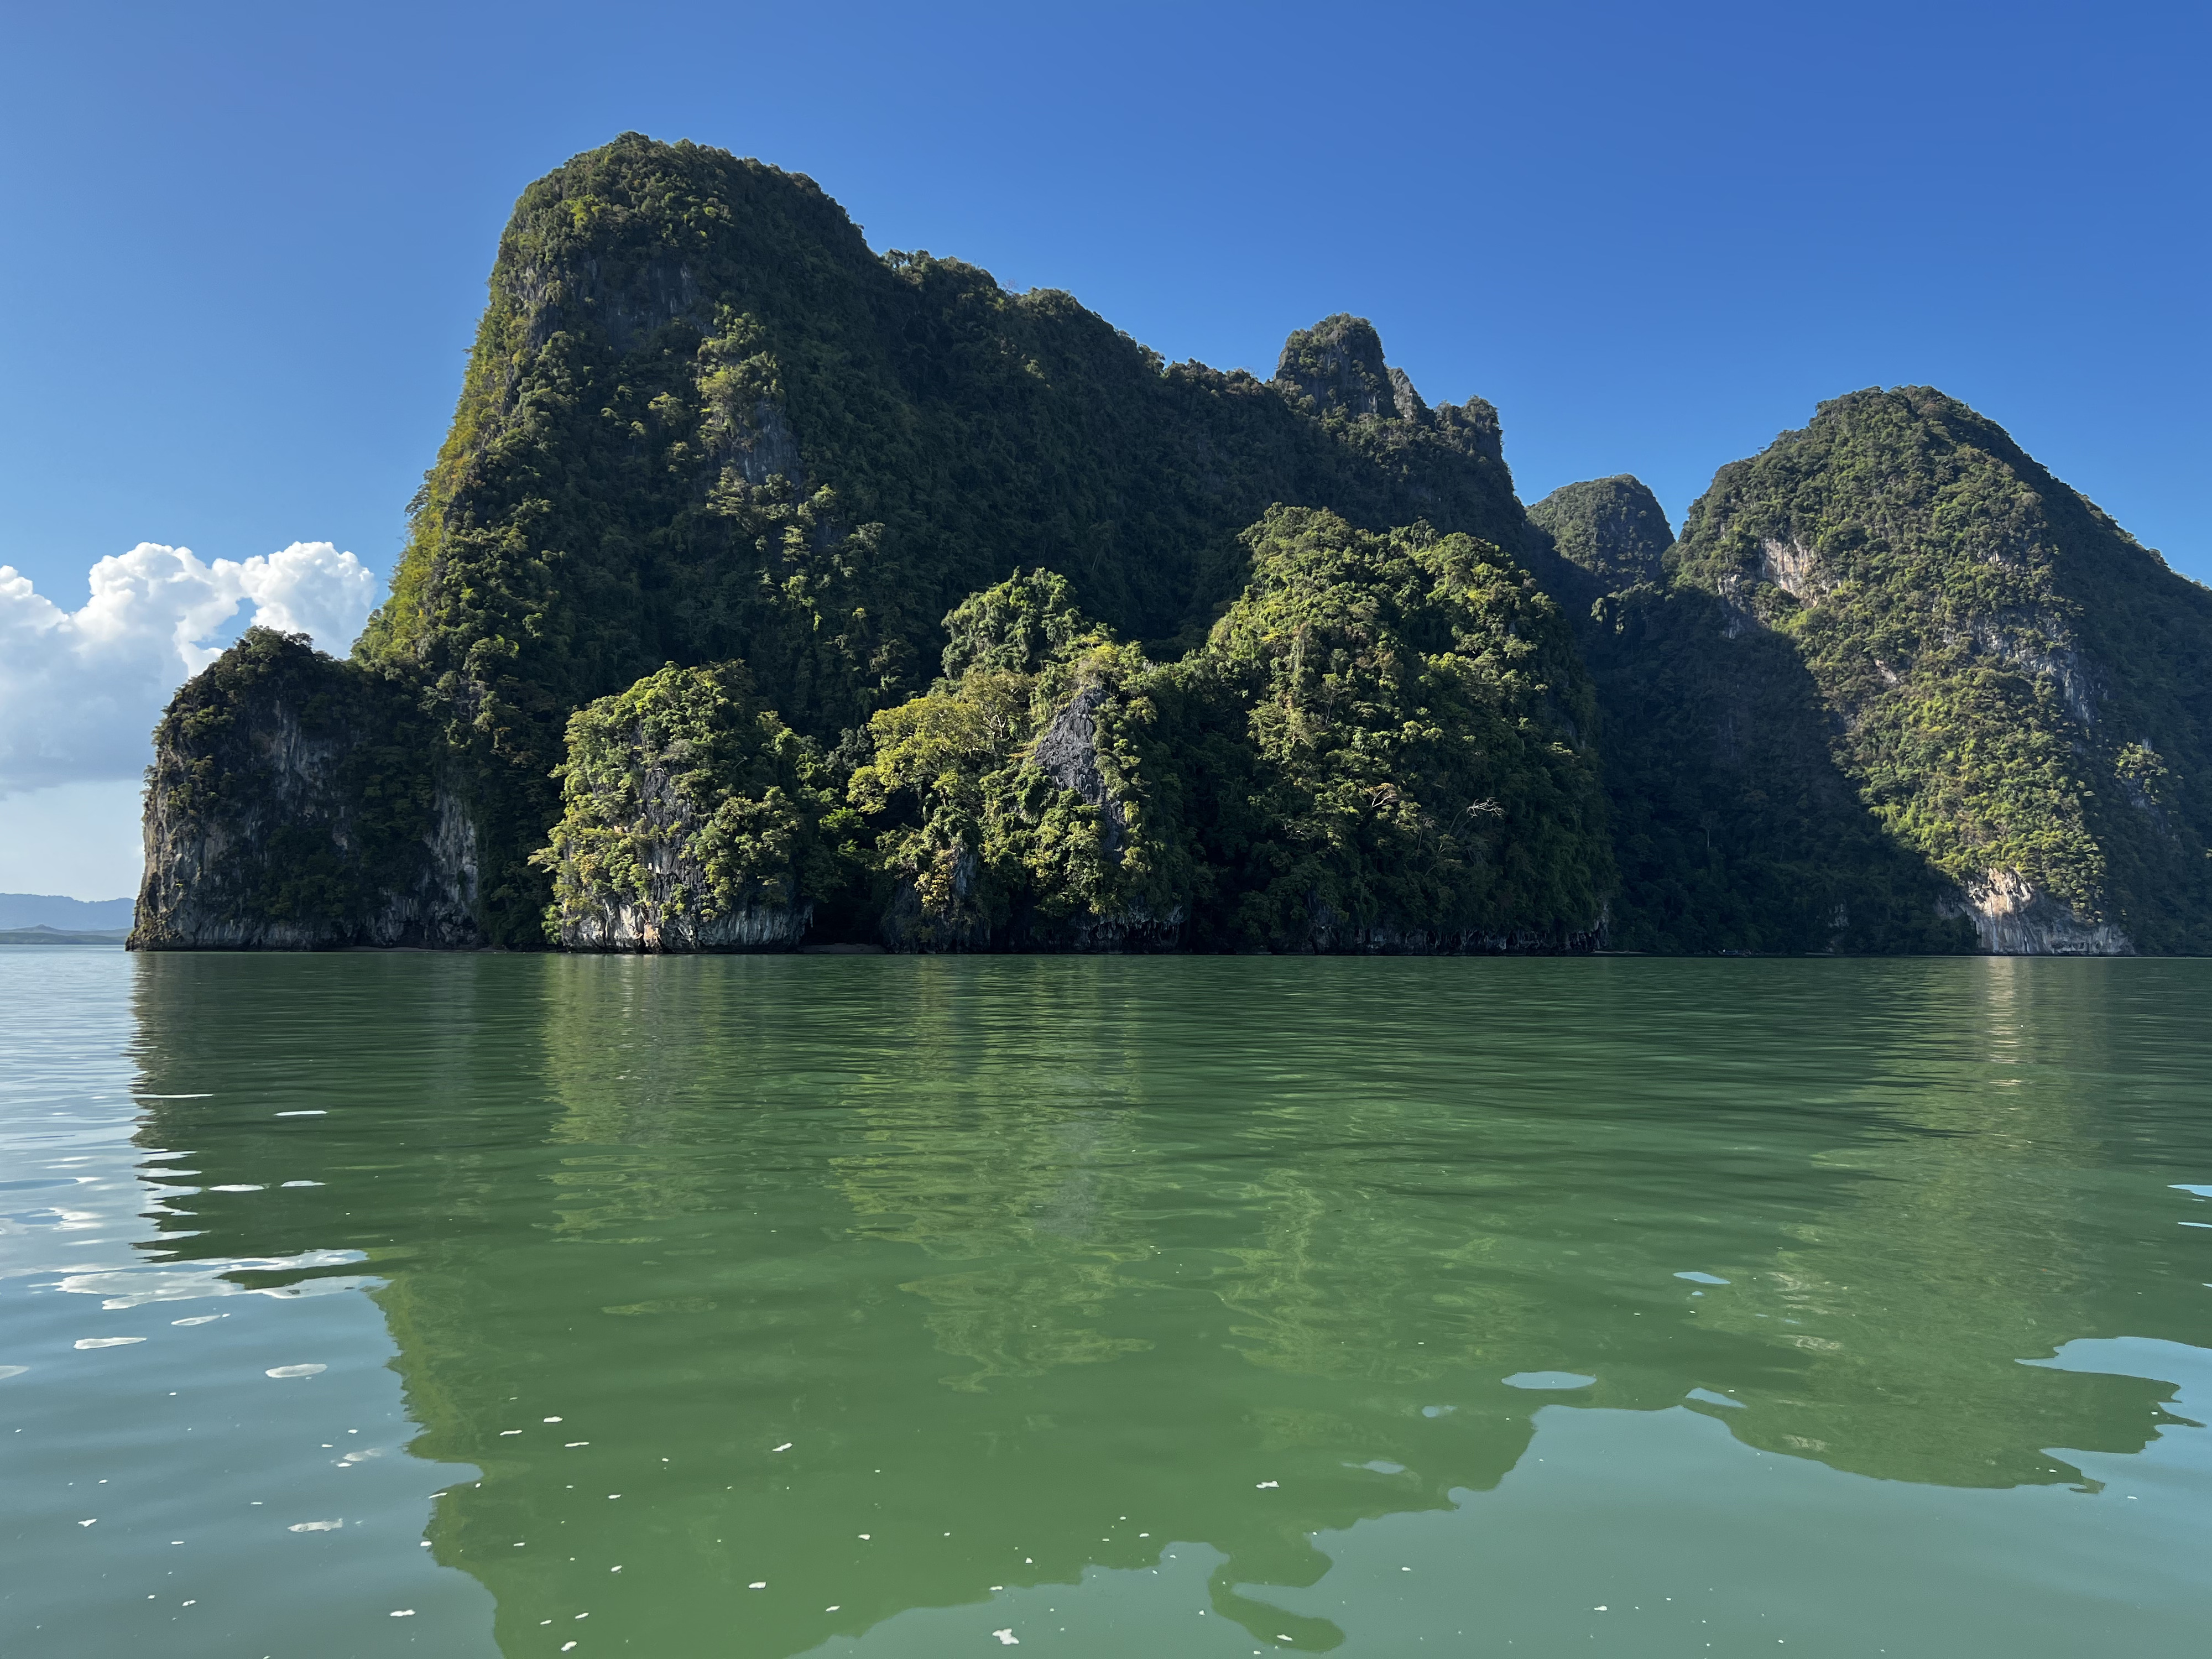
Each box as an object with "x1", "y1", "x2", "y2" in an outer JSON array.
[
  {"x1": 1274, "y1": 315, "x2": 1399, "y2": 419},
  {"x1": 1527, "y1": 476, "x2": 1672, "y2": 593}
]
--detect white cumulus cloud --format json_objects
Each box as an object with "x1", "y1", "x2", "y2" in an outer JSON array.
[{"x1": 0, "y1": 542, "x2": 380, "y2": 797}]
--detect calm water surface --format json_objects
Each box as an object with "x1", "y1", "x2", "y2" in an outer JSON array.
[{"x1": 2, "y1": 951, "x2": 2208, "y2": 1657}]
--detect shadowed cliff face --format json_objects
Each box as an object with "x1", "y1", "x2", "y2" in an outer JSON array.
[
  {"x1": 130, "y1": 629, "x2": 482, "y2": 951},
  {"x1": 1666, "y1": 388, "x2": 2212, "y2": 954},
  {"x1": 1530, "y1": 388, "x2": 2212, "y2": 958},
  {"x1": 1527, "y1": 475, "x2": 1671, "y2": 599}
]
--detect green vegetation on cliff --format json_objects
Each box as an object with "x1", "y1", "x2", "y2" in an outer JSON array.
[
  {"x1": 350, "y1": 135, "x2": 1536, "y2": 943},
  {"x1": 1528, "y1": 476, "x2": 1671, "y2": 598},
  {"x1": 1531, "y1": 390, "x2": 2212, "y2": 954},
  {"x1": 1667, "y1": 388, "x2": 2212, "y2": 951},
  {"x1": 836, "y1": 509, "x2": 1610, "y2": 951},
  {"x1": 1168, "y1": 508, "x2": 1610, "y2": 950},
  {"x1": 532, "y1": 662, "x2": 850, "y2": 950},
  {"x1": 132, "y1": 133, "x2": 2212, "y2": 957},
  {"x1": 131, "y1": 629, "x2": 465, "y2": 950},
  {"x1": 848, "y1": 567, "x2": 1185, "y2": 949}
]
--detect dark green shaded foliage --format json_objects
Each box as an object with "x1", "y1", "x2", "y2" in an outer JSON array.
[
  {"x1": 1584, "y1": 587, "x2": 1975, "y2": 953},
  {"x1": 353, "y1": 135, "x2": 1539, "y2": 943},
  {"x1": 1527, "y1": 475, "x2": 1672, "y2": 599},
  {"x1": 531, "y1": 661, "x2": 853, "y2": 948},
  {"x1": 1667, "y1": 388, "x2": 2212, "y2": 948},
  {"x1": 1527, "y1": 468, "x2": 1973, "y2": 951},
  {"x1": 131, "y1": 629, "x2": 447, "y2": 947}
]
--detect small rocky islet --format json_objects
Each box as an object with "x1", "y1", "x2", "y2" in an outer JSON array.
[{"x1": 129, "y1": 134, "x2": 2212, "y2": 957}]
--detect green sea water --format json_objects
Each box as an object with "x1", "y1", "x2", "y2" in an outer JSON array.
[{"x1": 3, "y1": 950, "x2": 2209, "y2": 1657}]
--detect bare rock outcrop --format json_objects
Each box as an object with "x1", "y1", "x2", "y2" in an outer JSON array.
[{"x1": 1944, "y1": 869, "x2": 2133, "y2": 956}]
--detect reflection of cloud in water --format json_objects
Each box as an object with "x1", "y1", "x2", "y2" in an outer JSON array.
[
  {"x1": 1258, "y1": 1359, "x2": 2212, "y2": 1657},
  {"x1": 60, "y1": 1249, "x2": 372, "y2": 1308}
]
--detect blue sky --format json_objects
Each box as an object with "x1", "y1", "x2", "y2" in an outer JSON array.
[{"x1": 1, "y1": 0, "x2": 2204, "y2": 898}]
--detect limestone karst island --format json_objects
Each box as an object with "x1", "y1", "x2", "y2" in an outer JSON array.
[
  {"x1": 13, "y1": 33, "x2": 2212, "y2": 1651},
  {"x1": 128, "y1": 135, "x2": 2212, "y2": 957}
]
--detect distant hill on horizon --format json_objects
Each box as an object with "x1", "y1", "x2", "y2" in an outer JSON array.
[{"x1": 0, "y1": 893, "x2": 135, "y2": 930}]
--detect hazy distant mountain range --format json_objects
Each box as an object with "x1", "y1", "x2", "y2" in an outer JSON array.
[
  {"x1": 126, "y1": 135, "x2": 2212, "y2": 956},
  {"x1": 0, "y1": 893, "x2": 132, "y2": 931}
]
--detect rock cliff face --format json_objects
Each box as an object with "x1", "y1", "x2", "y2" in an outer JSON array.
[
  {"x1": 1945, "y1": 869, "x2": 2134, "y2": 956},
  {"x1": 130, "y1": 135, "x2": 2212, "y2": 957},
  {"x1": 557, "y1": 894, "x2": 810, "y2": 952},
  {"x1": 1004, "y1": 682, "x2": 1186, "y2": 951},
  {"x1": 1662, "y1": 388, "x2": 2212, "y2": 954},
  {"x1": 335, "y1": 138, "x2": 1545, "y2": 947},
  {"x1": 1027, "y1": 685, "x2": 1127, "y2": 852},
  {"x1": 129, "y1": 630, "x2": 482, "y2": 951},
  {"x1": 540, "y1": 732, "x2": 814, "y2": 953},
  {"x1": 532, "y1": 662, "x2": 832, "y2": 953}
]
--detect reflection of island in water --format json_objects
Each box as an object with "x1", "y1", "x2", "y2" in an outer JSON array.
[{"x1": 127, "y1": 954, "x2": 2211, "y2": 1655}]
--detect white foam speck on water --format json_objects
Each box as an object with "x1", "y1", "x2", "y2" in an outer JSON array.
[
  {"x1": 0, "y1": 1365, "x2": 28, "y2": 1380},
  {"x1": 500, "y1": 1429, "x2": 523, "y2": 1436},
  {"x1": 279, "y1": 1181, "x2": 323, "y2": 1187},
  {"x1": 209, "y1": 1185, "x2": 263, "y2": 1193},
  {"x1": 772, "y1": 1442, "x2": 793, "y2": 1452},
  {"x1": 289, "y1": 1520, "x2": 343, "y2": 1532},
  {"x1": 139, "y1": 1094, "x2": 212, "y2": 1100},
  {"x1": 390, "y1": 1609, "x2": 415, "y2": 1617},
  {"x1": 171, "y1": 1313, "x2": 226, "y2": 1326},
  {"x1": 265, "y1": 1364, "x2": 326, "y2": 1379},
  {"x1": 274, "y1": 1110, "x2": 326, "y2": 1117},
  {"x1": 994, "y1": 1631, "x2": 1020, "y2": 1645},
  {"x1": 1676, "y1": 1271, "x2": 1731, "y2": 1285},
  {"x1": 1256, "y1": 1480, "x2": 1279, "y2": 1489},
  {"x1": 1688, "y1": 1387, "x2": 1746, "y2": 1409},
  {"x1": 77, "y1": 1518, "x2": 95, "y2": 1526},
  {"x1": 336, "y1": 1449, "x2": 382, "y2": 1465},
  {"x1": 75, "y1": 1337, "x2": 144, "y2": 1349},
  {"x1": 1503, "y1": 1371, "x2": 1596, "y2": 1390},
  {"x1": 566, "y1": 1441, "x2": 588, "y2": 1447},
  {"x1": 749, "y1": 1580, "x2": 767, "y2": 1589}
]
